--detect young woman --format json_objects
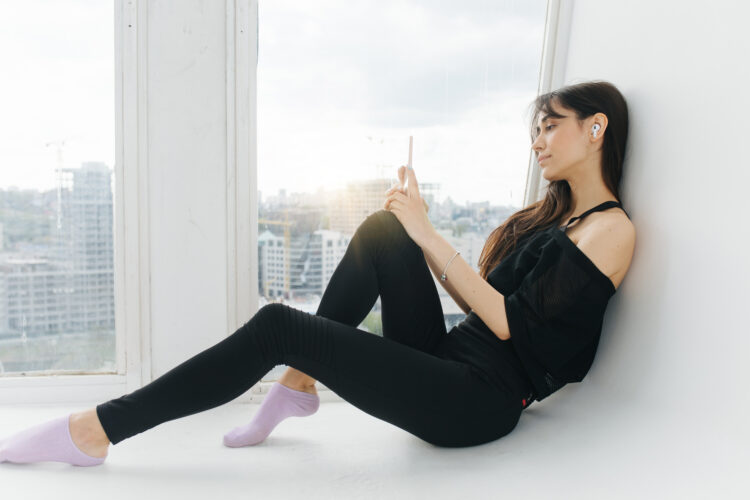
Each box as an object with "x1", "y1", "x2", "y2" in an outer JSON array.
[{"x1": 0, "y1": 80, "x2": 635, "y2": 466}]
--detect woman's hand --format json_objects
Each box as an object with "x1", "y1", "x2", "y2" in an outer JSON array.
[{"x1": 383, "y1": 165, "x2": 435, "y2": 249}]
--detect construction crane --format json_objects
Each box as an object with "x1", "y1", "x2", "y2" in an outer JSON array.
[
  {"x1": 44, "y1": 139, "x2": 67, "y2": 230},
  {"x1": 262, "y1": 276, "x2": 278, "y2": 303},
  {"x1": 258, "y1": 209, "x2": 293, "y2": 297}
]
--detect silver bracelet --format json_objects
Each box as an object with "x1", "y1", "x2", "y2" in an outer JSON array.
[{"x1": 440, "y1": 251, "x2": 460, "y2": 281}]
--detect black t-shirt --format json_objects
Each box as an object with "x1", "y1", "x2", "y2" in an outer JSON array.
[{"x1": 438, "y1": 200, "x2": 630, "y2": 407}]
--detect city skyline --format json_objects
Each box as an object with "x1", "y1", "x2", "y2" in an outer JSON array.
[
  {"x1": 0, "y1": 159, "x2": 510, "y2": 375},
  {"x1": 1, "y1": 0, "x2": 546, "y2": 207}
]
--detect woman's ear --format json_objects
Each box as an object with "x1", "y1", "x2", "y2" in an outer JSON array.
[{"x1": 592, "y1": 112, "x2": 609, "y2": 138}]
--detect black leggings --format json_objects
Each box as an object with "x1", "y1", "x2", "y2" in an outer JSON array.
[{"x1": 96, "y1": 209, "x2": 522, "y2": 448}]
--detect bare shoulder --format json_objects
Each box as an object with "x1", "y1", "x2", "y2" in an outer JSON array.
[{"x1": 577, "y1": 211, "x2": 636, "y2": 290}]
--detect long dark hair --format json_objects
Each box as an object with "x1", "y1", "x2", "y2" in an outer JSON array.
[{"x1": 478, "y1": 80, "x2": 629, "y2": 280}]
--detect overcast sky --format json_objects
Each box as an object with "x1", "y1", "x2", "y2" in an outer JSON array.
[
  {"x1": 1, "y1": 0, "x2": 547, "y2": 207},
  {"x1": 0, "y1": 0, "x2": 114, "y2": 193}
]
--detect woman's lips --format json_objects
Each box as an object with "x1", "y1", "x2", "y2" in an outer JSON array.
[{"x1": 539, "y1": 155, "x2": 550, "y2": 163}]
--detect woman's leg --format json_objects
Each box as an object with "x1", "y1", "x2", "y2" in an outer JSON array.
[
  {"x1": 281, "y1": 209, "x2": 447, "y2": 389},
  {"x1": 0, "y1": 210, "x2": 515, "y2": 465},
  {"x1": 95, "y1": 302, "x2": 521, "y2": 448},
  {"x1": 227, "y1": 208, "x2": 449, "y2": 446}
]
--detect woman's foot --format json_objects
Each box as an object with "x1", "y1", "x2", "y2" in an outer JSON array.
[
  {"x1": 69, "y1": 409, "x2": 111, "y2": 458},
  {"x1": 282, "y1": 381, "x2": 318, "y2": 396},
  {"x1": 223, "y1": 381, "x2": 320, "y2": 447},
  {"x1": 0, "y1": 411, "x2": 109, "y2": 466},
  {"x1": 278, "y1": 366, "x2": 318, "y2": 396}
]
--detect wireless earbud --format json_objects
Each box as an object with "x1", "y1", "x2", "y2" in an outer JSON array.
[{"x1": 592, "y1": 124, "x2": 601, "y2": 138}]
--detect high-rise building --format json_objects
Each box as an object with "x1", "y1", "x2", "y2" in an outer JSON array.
[
  {"x1": 259, "y1": 228, "x2": 350, "y2": 301},
  {"x1": 0, "y1": 162, "x2": 114, "y2": 340},
  {"x1": 55, "y1": 161, "x2": 115, "y2": 334},
  {"x1": 328, "y1": 179, "x2": 440, "y2": 235},
  {"x1": 258, "y1": 229, "x2": 286, "y2": 299}
]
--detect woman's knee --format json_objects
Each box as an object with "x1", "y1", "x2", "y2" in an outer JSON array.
[
  {"x1": 356, "y1": 209, "x2": 391, "y2": 239},
  {"x1": 359, "y1": 209, "x2": 421, "y2": 254},
  {"x1": 374, "y1": 208, "x2": 403, "y2": 233},
  {"x1": 257, "y1": 302, "x2": 297, "y2": 321},
  {"x1": 251, "y1": 302, "x2": 291, "y2": 332},
  {"x1": 247, "y1": 303, "x2": 302, "y2": 362}
]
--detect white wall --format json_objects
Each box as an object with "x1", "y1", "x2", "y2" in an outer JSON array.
[{"x1": 547, "y1": 0, "x2": 748, "y2": 469}]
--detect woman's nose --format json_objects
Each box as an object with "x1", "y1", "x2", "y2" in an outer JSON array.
[{"x1": 531, "y1": 135, "x2": 544, "y2": 151}]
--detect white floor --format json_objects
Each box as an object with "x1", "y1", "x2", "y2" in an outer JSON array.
[{"x1": 0, "y1": 386, "x2": 746, "y2": 500}]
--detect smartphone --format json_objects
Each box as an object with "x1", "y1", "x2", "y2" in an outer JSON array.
[
  {"x1": 393, "y1": 136, "x2": 413, "y2": 192},
  {"x1": 407, "y1": 135, "x2": 413, "y2": 170},
  {"x1": 400, "y1": 135, "x2": 412, "y2": 190}
]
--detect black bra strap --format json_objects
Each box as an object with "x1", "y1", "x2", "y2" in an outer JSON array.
[{"x1": 562, "y1": 200, "x2": 626, "y2": 230}]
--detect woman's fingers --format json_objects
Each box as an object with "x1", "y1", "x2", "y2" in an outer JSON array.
[
  {"x1": 384, "y1": 190, "x2": 408, "y2": 210},
  {"x1": 385, "y1": 184, "x2": 405, "y2": 197},
  {"x1": 398, "y1": 165, "x2": 406, "y2": 187},
  {"x1": 384, "y1": 167, "x2": 409, "y2": 209}
]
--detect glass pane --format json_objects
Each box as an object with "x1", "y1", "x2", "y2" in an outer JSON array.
[
  {"x1": 257, "y1": 0, "x2": 547, "y2": 381},
  {"x1": 0, "y1": 1, "x2": 116, "y2": 375}
]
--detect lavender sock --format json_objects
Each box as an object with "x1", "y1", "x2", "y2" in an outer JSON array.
[
  {"x1": 224, "y1": 382, "x2": 320, "y2": 447},
  {"x1": 0, "y1": 413, "x2": 107, "y2": 467}
]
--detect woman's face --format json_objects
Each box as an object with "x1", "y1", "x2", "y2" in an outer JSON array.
[{"x1": 531, "y1": 101, "x2": 592, "y2": 181}]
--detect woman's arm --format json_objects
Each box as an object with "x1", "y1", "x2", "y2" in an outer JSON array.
[
  {"x1": 384, "y1": 179, "x2": 472, "y2": 315},
  {"x1": 423, "y1": 249, "x2": 472, "y2": 315},
  {"x1": 421, "y1": 230, "x2": 511, "y2": 341}
]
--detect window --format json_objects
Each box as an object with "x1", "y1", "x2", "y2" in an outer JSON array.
[
  {"x1": 0, "y1": 1, "x2": 116, "y2": 376},
  {"x1": 256, "y1": 0, "x2": 548, "y2": 380}
]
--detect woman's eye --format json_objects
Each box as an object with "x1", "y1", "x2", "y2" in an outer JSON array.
[{"x1": 533, "y1": 124, "x2": 554, "y2": 140}]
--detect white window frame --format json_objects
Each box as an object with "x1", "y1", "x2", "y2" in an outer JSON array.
[
  {"x1": 226, "y1": 0, "x2": 259, "y2": 341},
  {"x1": 0, "y1": 0, "x2": 148, "y2": 404},
  {"x1": 526, "y1": 0, "x2": 575, "y2": 206}
]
